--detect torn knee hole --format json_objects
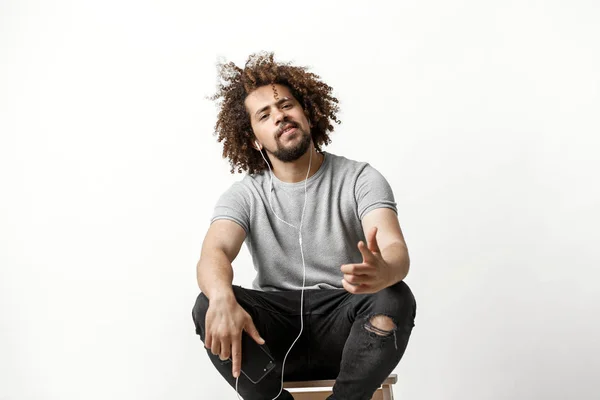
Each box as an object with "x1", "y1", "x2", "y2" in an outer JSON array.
[{"x1": 365, "y1": 315, "x2": 397, "y2": 336}]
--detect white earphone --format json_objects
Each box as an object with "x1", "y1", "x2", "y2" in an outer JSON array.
[{"x1": 235, "y1": 140, "x2": 313, "y2": 400}]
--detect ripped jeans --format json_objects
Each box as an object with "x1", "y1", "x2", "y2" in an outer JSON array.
[{"x1": 192, "y1": 281, "x2": 417, "y2": 400}]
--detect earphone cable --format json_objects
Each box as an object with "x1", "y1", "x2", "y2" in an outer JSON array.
[{"x1": 236, "y1": 144, "x2": 313, "y2": 400}]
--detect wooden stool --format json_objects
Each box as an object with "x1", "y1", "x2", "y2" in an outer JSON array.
[{"x1": 283, "y1": 374, "x2": 397, "y2": 400}]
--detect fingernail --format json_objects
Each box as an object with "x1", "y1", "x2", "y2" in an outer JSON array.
[
  {"x1": 259, "y1": 337, "x2": 265, "y2": 344},
  {"x1": 233, "y1": 371, "x2": 239, "y2": 378}
]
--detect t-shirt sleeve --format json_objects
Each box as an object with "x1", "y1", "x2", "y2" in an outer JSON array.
[
  {"x1": 210, "y1": 182, "x2": 251, "y2": 234},
  {"x1": 355, "y1": 164, "x2": 398, "y2": 220}
]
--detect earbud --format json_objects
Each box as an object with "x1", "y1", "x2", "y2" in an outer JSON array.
[{"x1": 255, "y1": 140, "x2": 262, "y2": 150}]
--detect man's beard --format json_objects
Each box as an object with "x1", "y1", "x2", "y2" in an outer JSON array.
[{"x1": 271, "y1": 128, "x2": 312, "y2": 162}]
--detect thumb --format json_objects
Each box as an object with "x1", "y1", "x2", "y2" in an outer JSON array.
[
  {"x1": 244, "y1": 320, "x2": 265, "y2": 345},
  {"x1": 367, "y1": 227, "x2": 380, "y2": 253}
]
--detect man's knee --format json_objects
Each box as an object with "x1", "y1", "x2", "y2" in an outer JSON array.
[
  {"x1": 363, "y1": 313, "x2": 400, "y2": 350},
  {"x1": 370, "y1": 281, "x2": 416, "y2": 329},
  {"x1": 368, "y1": 315, "x2": 396, "y2": 333},
  {"x1": 366, "y1": 314, "x2": 396, "y2": 336},
  {"x1": 377, "y1": 281, "x2": 413, "y2": 309},
  {"x1": 192, "y1": 292, "x2": 209, "y2": 338}
]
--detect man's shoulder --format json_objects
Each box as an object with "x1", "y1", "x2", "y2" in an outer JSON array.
[
  {"x1": 325, "y1": 151, "x2": 371, "y2": 174},
  {"x1": 222, "y1": 171, "x2": 268, "y2": 192}
]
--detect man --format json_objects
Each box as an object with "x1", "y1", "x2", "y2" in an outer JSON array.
[{"x1": 192, "y1": 52, "x2": 416, "y2": 400}]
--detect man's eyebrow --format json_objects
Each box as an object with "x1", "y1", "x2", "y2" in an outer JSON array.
[{"x1": 254, "y1": 97, "x2": 292, "y2": 118}]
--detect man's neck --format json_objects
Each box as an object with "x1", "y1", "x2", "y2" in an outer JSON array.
[{"x1": 269, "y1": 148, "x2": 324, "y2": 183}]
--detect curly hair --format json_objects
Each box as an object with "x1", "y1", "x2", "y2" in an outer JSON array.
[{"x1": 208, "y1": 52, "x2": 341, "y2": 175}]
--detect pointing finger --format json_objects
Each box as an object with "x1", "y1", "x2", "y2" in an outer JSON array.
[{"x1": 231, "y1": 335, "x2": 242, "y2": 378}]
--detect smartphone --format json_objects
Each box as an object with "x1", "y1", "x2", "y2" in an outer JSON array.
[{"x1": 233, "y1": 331, "x2": 276, "y2": 384}]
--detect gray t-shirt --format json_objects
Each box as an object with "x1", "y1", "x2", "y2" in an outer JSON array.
[{"x1": 211, "y1": 152, "x2": 397, "y2": 292}]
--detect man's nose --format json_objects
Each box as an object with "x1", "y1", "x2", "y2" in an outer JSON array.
[{"x1": 273, "y1": 109, "x2": 288, "y2": 126}]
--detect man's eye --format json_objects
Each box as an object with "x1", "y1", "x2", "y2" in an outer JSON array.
[
  {"x1": 282, "y1": 104, "x2": 292, "y2": 109},
  {"x1": 259, "y1": 114, "x2": 268, "y2": 121}
]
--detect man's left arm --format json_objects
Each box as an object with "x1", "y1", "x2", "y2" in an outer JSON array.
[{"x1": 341, "y1": 208, "x2": 410, "y2": 294}]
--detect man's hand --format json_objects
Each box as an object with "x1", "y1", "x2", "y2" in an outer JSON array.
[
  {"x1": 340, "y1": 227, "x2": 394, "y2": 294},
  {"x1": 204, "y1": 295, "x2": 265, "y2": 378}
]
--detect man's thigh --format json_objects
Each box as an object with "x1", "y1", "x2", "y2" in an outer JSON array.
[
  {"x1": 192, "y1": 285, "x2": 309, "y2": 377},
  {"x1": 302, "y1": 283, "x2": 417, "y2": 379},
  {"x1": 237, "y1": 286, "x2": 307, "y2": 363},
  {"x1": 300, "y1": 288, "x2": 356, "y2": 379}
]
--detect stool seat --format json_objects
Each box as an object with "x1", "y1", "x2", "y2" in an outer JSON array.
[{"x1": 283, "y1": 374, "x2": 397, "y2": 400}]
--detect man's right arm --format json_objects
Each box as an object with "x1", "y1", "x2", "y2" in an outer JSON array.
[
  {"x1": 196, "y1": 219, "x2": 263, "y2": 379},
  {"x1": 196, "y1": 219, "x2": 247, "y2": 301}
]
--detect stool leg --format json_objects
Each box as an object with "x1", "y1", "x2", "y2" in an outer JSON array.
[{"x1": 382, "y1": 384, "x2": 394, "y2": 400}]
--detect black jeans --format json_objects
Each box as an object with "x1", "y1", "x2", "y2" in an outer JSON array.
[{"x1": 192, "y1": 281, "x2": 416, "y2": 400}]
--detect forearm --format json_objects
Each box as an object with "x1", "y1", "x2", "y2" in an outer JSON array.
[
  {"x1": 196, "y1": 248, "x2": 236, "y2": 301},
  {"x1": 381, "y1": 241, "x2": 410, "y2": 285}
]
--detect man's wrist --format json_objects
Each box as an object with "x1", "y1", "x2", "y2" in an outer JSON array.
[{"x1": 207, "y1": 286, "x2": 236, "y2": 302}]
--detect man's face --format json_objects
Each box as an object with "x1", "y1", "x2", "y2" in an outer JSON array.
[{"x1": 244, "y1": 84, "x2": 312, "y2": 162}]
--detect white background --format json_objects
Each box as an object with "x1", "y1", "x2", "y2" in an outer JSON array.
[{"x1": 1, "y1": 1, "x2": 599, "y2": 399}]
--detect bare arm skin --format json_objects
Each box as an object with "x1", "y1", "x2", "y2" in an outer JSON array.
[
  {"x1": 340, "y1": 208, "x2": 410, "y2": 294},
  {"x1": 196, "y1": 219, "x2": 264, "y2": 379}
]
